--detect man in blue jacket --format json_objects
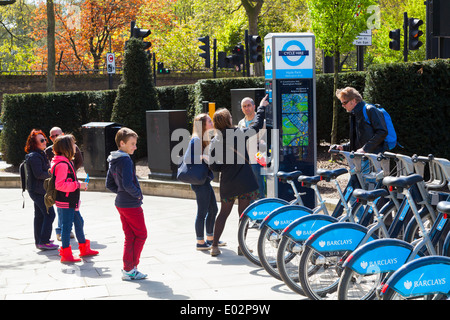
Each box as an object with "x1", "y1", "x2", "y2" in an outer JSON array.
[{"x1": 331, "y1": 87, "x2": 388, "y2": 154}]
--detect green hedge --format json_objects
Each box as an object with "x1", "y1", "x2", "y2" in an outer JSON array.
[
  {"x1": 364, "y1": 59, "x2": 450, "y2": 159},
  {"x1": 0, "y1": 90, "x2": 117, "y2": 166}
]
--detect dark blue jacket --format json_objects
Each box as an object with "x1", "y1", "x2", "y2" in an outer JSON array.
[
  {"x1": 25, "y1": 149, "x2": 50, "y2": 195},
  {"x1": 106, "y1": 150, "x2": 143, "y2": 208}
]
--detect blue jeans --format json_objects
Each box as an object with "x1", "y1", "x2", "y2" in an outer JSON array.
[
  {"x1": 191, "y1": 180, "x2": 218, "y2": 241},
  {"x1": 57, "y1": 207, "x2": 86, "y2": 249},
  {"x1": 28, "y1": 191, "x2": 56, "y2": 245}
]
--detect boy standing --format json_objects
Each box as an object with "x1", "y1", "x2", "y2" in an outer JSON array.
[{"x1": 106, "y1": 127, "x2": 147, "y2": 280}]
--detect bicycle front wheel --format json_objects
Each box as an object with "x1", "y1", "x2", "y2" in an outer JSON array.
[
  {"x1": 277, "y1": 236, "x2": 305, "y2": 295},
  {"x1": 237, "y1": 215, "x2": 262, "y2": 266},
  {"x1": 258, "y1": 225, "x2": 284, "y2": 280},
  {"x1": 337, "y1": 267, "x2": 386, "y2": 300},
  {"x1": 298, "y1": 245, "x2": 347, "y2": 300}
]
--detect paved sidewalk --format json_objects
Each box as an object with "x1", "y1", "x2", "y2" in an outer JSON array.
[{"x1": 0, "y1": 188, "x2": 307, "y2": 301}]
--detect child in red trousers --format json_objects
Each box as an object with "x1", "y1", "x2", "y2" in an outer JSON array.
[
  {"x1": 106, "y1": 128, "x2": 147, "y2": 281},
  {"x1": 51, "y1": 134, "x2": 99, "y2": 263}
]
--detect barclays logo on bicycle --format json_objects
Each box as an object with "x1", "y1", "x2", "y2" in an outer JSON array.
[
  {"x1": 359, "y1": 258, "x2": 398, "y2": 270},
  {"x1": 403, "y1": 277, "x2": 446, "y2": 290}
]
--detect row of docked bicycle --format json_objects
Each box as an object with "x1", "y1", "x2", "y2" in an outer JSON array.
[{"x1": 237, "y1": 150, "x2": 450, "y2": 300}]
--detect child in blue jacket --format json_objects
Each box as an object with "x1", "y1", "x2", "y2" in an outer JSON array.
[{"x1": 106, "y1": 127, "x2": 147, "y2": 281}]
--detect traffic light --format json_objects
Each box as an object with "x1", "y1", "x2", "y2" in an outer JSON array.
[
  {"x1": 389, "y1": 29, "x2": 401, "y2": 51},
  {"x1": 198, "y1": 36, "x2": 210, "y2": 68},
  {"x1": 0, "y1": 0, "x2": 16, "y2": 5},
  {"x1": 130, "y1": 21, "x2": 151, "y2": 50},
  {"x1": 408, "y1": 18, "x2": 423, "y2": 50},
  {"x1": 225, "y1": 44, "x2": 245, "y2": 68},
  {"x1": 157, "y1": 62, "x2": 170, "y2": 74},
  {"x1": 248, "y1": 35, "x2": 262, "y2": 63},
  {"x1": 218, "y1": 51, "x2": 232, "y2": 68}
]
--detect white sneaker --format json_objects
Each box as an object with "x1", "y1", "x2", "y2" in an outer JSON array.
[{"x1": 122, "y1": 268, "x2": 147, "y2": 281}]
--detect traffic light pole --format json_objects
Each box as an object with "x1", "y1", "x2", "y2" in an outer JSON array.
[
  {"x1": 213, "y1": 38, "x2": 217, "y2": 79},
  {"x1": 245, "y1": 30, "x2": 250, "y2": 77},
  {"x1": 403, "y1": 12, "x2": 408, "y2": 62}
]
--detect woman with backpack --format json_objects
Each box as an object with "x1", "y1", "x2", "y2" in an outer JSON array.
[
  {"x1": 50, "y1": 134, "x2": 98, "y2": 263},
  {"x1": 24, "y1": 129, "x2": 58, "y2": 250}
]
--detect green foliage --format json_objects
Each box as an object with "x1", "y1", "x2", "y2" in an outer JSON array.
[
  {"x1": 111, "y1": 37, "x2": 158, "y2": 158},
  {"x1": 366, "y1": 0, "x2": 426, "y2": 66},
  {"x1": 307, "y1": 0, "x2": 377, "y2": 56}
]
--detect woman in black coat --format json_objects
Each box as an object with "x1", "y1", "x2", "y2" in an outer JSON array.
[
  {"x1": 208, "y1": 95, "x2": 268, "y2": 256},
  {"x1": 24, "y1": 129, "x2": 58, "y2": 250}
]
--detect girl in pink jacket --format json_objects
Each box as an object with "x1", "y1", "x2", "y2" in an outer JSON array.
[{"x1": 51, "y1": 134, "x2": 98, "y2": 263}]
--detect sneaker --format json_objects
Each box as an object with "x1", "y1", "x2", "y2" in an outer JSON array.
[
  {"x1": 122, "y1": 268, "x2": 147, "y2": 281},
  {"x1": 206, "y1": 240, "x2": 227, "y2": 247},
  {"x1": 196, "y1": 242, "x2": 211, "y2": 251},
  {"x1": 210, "y1": 246, "x2": 221, "y2": 257},
  {"x1": 37, "y1": 243, "x2": 59, "y2": 250}
]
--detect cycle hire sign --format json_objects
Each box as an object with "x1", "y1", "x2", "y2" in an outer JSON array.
[{"x1": 265, "y1": 33, "x2": 314, "y2": 80}]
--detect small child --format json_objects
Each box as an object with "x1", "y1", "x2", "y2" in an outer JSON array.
[
  {"x1": 106, "y1": 127, "x2": 147, "y2": 281},
  {"x1": 51, "y1": 134, "x2": 99, "y2": 263}
]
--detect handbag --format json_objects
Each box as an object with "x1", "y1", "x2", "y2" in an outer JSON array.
[
  {"x1": 176, "y1": 138, "x2": 209, "y2": 185},
  {"x1": 177, "y1": 160, "x2": 209, "y2": 185}
]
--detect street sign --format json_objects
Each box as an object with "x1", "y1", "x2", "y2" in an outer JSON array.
[
  {"x1": 106, "y1": 53, "x2": 116, "y2": 74},
  {"x1": 353, "y1": 29, "x2": 372, "y2": 46}
]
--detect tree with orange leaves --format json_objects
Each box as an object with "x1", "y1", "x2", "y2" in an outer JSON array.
[{"x1": 31, "y1": 0, "x2": 145, "y2": 72}]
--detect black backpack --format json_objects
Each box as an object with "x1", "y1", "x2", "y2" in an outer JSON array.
[{"x1": 19, "y1": 160, "x2": 27, "y2": 208}]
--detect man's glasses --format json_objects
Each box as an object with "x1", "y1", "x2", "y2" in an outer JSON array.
[{"x1": 50, "y1": 134, "x2": 60, "y2": 139}]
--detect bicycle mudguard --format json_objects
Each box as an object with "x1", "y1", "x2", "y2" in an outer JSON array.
[
  {"x1": 305, "y1": 222, "x2": 374, "y2": 253},
  {"x1": 343, "y1": 239, "x2": 414, "y2": 275},
  {"x1": 382, "y1": 256, "x2": 450, "y2": 298},
  {"x1": 281, "y1": 214, "x2": 338, "y2": 242},
  {"x1": 259, "y1": 205, "x2": 312, "y2": 231},
  {"x1": 241, "y1": 198, "x2": 289, "y2": 221}
]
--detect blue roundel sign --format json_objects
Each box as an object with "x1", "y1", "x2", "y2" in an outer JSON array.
[
  {"x1": 265, "y1": 45, "x2": 272, "y2": 63},
  {"x1": 280, "y1": 40, "x2": 308, "y2": 67}
]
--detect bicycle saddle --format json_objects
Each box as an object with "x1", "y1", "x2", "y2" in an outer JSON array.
[
  {"x1": 437, "y1": 201, "x2": 450, "y2": 214},
  {"x1": 317, "y1": 168, "x2": 348, "y2": 181},
  {"x1": 352, "y1": 188, "x2": 389, "y2": 202},
  {"x1": 277, "y1": 170, "x2": 303, "y2": 181},
  {"x1": 382, "y1": 174, "x2": 423, "y2": 189},
  {"x1": 298, "y1": 175, "x2": 321, "y2": 186}
]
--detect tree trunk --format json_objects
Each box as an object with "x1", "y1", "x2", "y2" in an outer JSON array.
[
  {"x1": 330, "y1": 50, "x2": 340, "y2": 146},
  {"x1": 46, "y1": 0, "x2": 55, "y2": 91}
]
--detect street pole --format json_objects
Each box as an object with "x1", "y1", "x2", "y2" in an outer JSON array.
[
  {"x1": 213, "y1": 38, "x2": 217, "y2": 79},
  {"x1": 245, "y1": 30, "x2": 250, "y2": 77},
  {"x1": 109, "y1": 36, "x2": 113, "y2": 89},
  {"x1": 403, "y1": 12, "x2": 409, "y2": 62}
]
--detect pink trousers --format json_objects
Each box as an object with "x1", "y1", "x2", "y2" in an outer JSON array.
[{"x1": 116, "y1": 206, "x2": 147, "y2": 272}]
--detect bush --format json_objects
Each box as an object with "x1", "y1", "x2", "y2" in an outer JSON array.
[{"x1": 111, "y1": 38, "x2": 158, "y2": 158}]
